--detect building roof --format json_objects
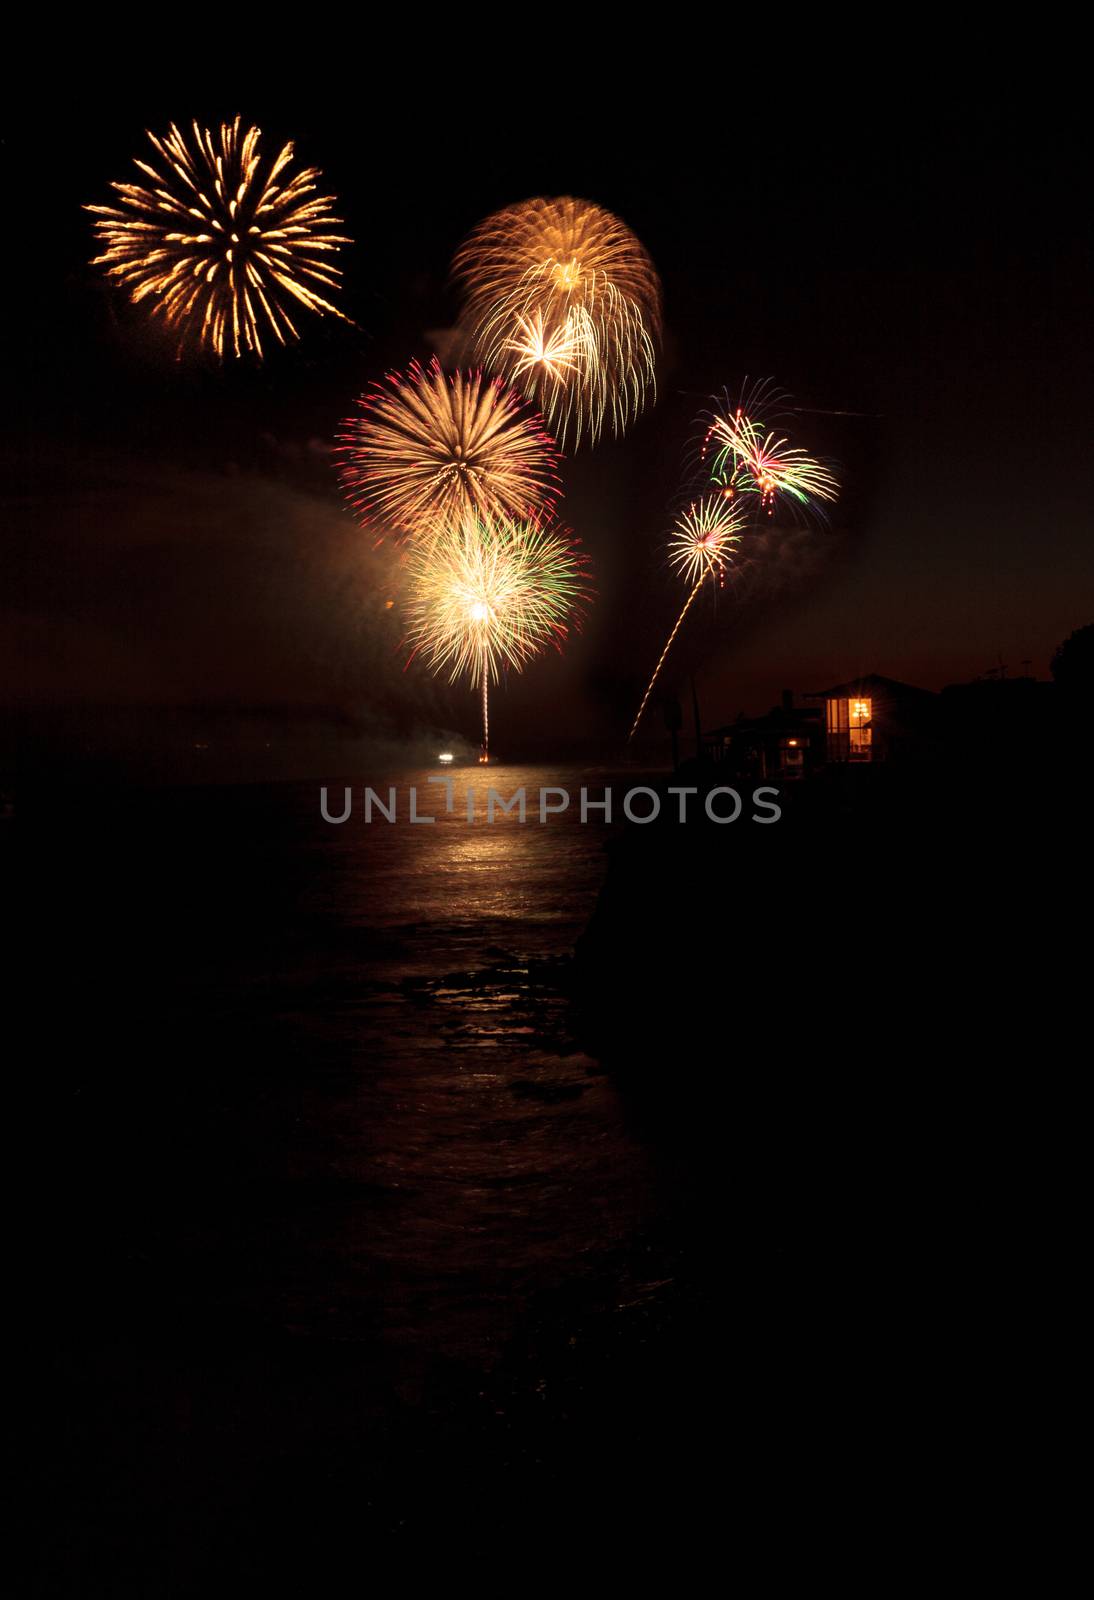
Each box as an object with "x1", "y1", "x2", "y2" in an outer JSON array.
[
  {"x1": 705, "y1": 705, "x2": 822, "y2": 738},
  {"x1": 804, "y1": 673, "x2": 934, "y2": 700}
]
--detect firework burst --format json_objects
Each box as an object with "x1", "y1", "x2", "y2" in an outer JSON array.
[
  {"x1": 668, "y1": 496, "x2": 748, "y2": 587},
  {"x1": 87, "y1": 117, "x2": 351, "y2": 359},
  {"x1": 453, "y1": 197, "x2": 661, "y2": 449},
  {"x1": 403, "y1": 511, "x2": 591, "y2": 760},
  {"x1": 701, "y1": 384, "x2": 839, "y2": 513},
  {"x1": 338, "y1": 360, "x2": 560, "y2": 543}
]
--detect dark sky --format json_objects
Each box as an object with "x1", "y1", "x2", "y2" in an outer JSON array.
[{"x1": 4, "y1": 73, "x2": 1090, "y2": 771}]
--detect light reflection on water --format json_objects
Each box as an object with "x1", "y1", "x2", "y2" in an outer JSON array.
[
  {"x1": 44, "y1": 763, "x2": 714, "y2": 1560},
  {"x1": 215, "y1": 765, "x2": 679, "y2": 1373},
  {"x1": 310, "y1": 764, "x2": 634, "y2": 965}
]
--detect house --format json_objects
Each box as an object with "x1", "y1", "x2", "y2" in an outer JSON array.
[
  {"x1": 701, "y1": 670, "x2": 1061, "y2": 776},
  {"x1": 703, "y1": 691, "x2": 824, "y2": 780},
  {"x1": 804, "y1": 674, "x2": 937, "y2": 763}
]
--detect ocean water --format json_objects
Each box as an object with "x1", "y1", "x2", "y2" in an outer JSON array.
[
  {"x1": 24, "y1": 746, "x2": 1076, "y2": 1584},
  {"x1": 35, "y1": 764, "x2": 728, "y2": 1578},
  {"x1": 29, "y1": 759, "x2": 1007, "y2": 1582}
]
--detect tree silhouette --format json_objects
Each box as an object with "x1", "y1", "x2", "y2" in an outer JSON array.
[{"x1": 1050, "y1": 624, "x2": 1094, "y2": 695}]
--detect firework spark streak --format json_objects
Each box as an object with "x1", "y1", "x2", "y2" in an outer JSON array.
[
  {"x1": 87, "y1": 117, "x2": 351, "y2": 359},
  {"x1": 453, "y1": 197, "x2": 661, "y2": 449},
  {"x1": 403, "y1": 512, "x2": 591, "y2": 760},
  {"x1": 628, "y1": 497, "x2": 747, "y2": 741},
  {"x1": 702, "y1": 387, "x2": 840, "y2": 511},
  {"x1": 338, "y1": 361, "x2": 560, "y2": 543}
]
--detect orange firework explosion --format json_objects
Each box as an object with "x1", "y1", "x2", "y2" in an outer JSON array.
[
  {"x1": 337, "y1": 360, "x2": 560, "y2": 542},
  {"x1": 452, "y1": 197, "x2": 661, "y2": 448},
  {"x1": 87, "y1": 117, "x2": 351, "y2": 358}
]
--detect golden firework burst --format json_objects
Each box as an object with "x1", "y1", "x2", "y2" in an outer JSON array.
[
  {"x1": 453, "y1": 197, "x2": 661, "y2": 449},
  {"x1": 87, "y1": 117, "x2": 351, "y2": 358},
  {"x1": 337, "y1": 359, "x2": 560, "y2": 542},
  {"x1": 667, "y1": 496, "x2": 748, "y2": 586},
  {"x1": 403, "y1": 509, "x2": 591, "y2": 759}
]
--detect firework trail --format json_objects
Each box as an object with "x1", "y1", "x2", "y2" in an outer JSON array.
[
  {"x1": 453, "y1": 197, "x2": 661, "y2": 449},
  {"x1": 403, "y1": 511, "x2": 591, "y2": 760},
  {"x1": 87, "y1": 117, "x2": 351, "y2": 358},
  {"x1": 338, "y1": 360, "x2": 560, "y2": 544},
  {"x1": 628, "y1": 497, "x2": 747, "y2": 741}
]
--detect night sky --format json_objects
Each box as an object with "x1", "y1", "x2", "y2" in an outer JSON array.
[{"x1": 5, "y1": 79, "x2": 1090, "y2": 772}]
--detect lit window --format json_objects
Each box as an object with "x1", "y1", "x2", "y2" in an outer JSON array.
[
  {"x1": 826, "y1": 696, "x2": 873, "y2": 761},
  {"x1": 849, "y1": 697, "x2": 872, "y2": 758}
]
